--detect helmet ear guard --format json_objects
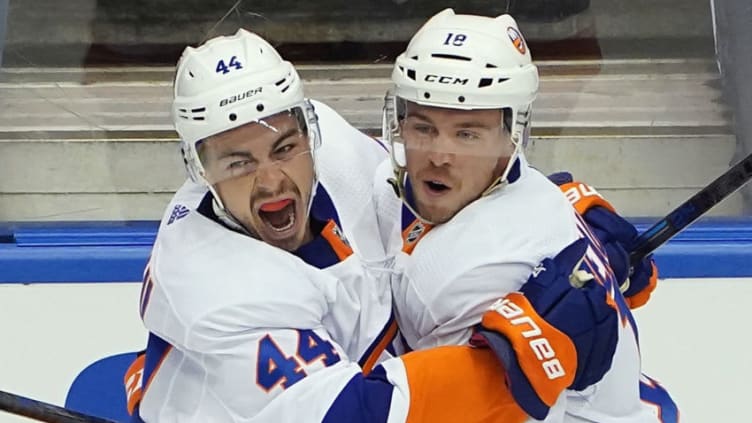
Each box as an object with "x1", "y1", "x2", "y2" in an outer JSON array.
[{"x1": 382, "y1": 92, "x2": 408, "y2": 169}]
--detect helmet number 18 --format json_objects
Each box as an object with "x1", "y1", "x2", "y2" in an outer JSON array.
[{"x1": 443, "y1": 33, "x2": 467, "y2": 46}]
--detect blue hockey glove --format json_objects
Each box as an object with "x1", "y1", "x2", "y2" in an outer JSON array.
[
  {"x1": 469, "y1": 238, "x2": 619, "y2": 420},
  {"x1": 549, "y1": 171, "x2": 658, "y2": 309}
]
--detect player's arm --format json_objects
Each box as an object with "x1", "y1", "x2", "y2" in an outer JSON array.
[
  {"x1": 138, "y1": 307, "x2": 529, "y2": 423},
  {"x1": 469, "y1": 238, "x2": 620, "y2": 420},
  {"x1": 549, "y1": 172, "x2": 658, "y2": 309}
]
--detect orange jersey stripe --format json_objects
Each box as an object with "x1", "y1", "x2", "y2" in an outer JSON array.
[
  {"x1": 124, "y1": 354, "x2": 145, "y2": 415},
  {"x1": 320, "y1": 220, "x2": 354, "y2": 261},
  {"x1": 402, "y1": 346, "x2": 528, "y2": 423},
  {"x1": 362, "y1": 320, "x2": 399, "y2": 375}
]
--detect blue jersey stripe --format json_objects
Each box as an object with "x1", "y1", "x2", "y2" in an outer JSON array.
[{"x1": 322, "y1": 365, "x2": 394, "y2": 423}]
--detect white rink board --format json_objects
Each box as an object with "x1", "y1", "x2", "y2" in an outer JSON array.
[
  {"x1": 0, "y1": 283, "x2": 146, "y2": 423},
  {"x1": 0, "y1": 279, "x2": 749, "y2": 423}
]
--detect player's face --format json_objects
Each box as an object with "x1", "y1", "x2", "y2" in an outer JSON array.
[
  {"x1": 200, "y1": 111, "x2": 315, "y2": 251},
  {"x1": 401, "y1": 102, "x2": 513, "y2": 223}
]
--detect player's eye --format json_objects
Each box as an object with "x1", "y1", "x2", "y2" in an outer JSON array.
[
  {"x1": 414, "y1": 124, "x2": 433, "y2": 134},
  {"x1": 227, "y1": 159, "x2": 254, "y2": 171},
  {"x1": 273, "y1": 142, "x2": 301, "y2": 161},
  {"x1": 457, "y1": 130, "x2": 480, "y2": 141},
  {"x1": 275, "y1": 143, "x2": 294, "y2": 155}
]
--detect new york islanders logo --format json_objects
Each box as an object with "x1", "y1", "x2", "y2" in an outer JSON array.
[{"x1": 507, "y1": 27, "x2": 527, "y2": 55}]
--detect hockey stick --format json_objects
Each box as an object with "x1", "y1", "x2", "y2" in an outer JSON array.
[
  {"x1": 0, "y1": 389, "x2": 116, "y2": 423},
  {"x1": 629, "y1": 151, "x2": 752, "y2": 266}
]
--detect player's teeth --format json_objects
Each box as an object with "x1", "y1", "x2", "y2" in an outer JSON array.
[{"x1": 271, "y1": 211, "x2": 295, "y2": 232}]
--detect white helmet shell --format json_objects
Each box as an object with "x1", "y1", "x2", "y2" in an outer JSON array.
[
  {"x1": 392, "y1": 8, "x2": 538, "y2": 112},
  {"x1": 172, "y1": 28, "x2": 313, "y2": 183},
  {"x1": 384, "y1": 9, "x2": 539, "y2": 223}
]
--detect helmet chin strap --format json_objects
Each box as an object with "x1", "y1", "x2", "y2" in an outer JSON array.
[
  {"x1": 388, "y1": 167, "x2": 437, "y2": 225},
  {"x1": 208, "y1": 184, "x2": 253, "y2": 236},
  {"x1": 480, "y1": 139, "x2": 522, "y2": 198}
]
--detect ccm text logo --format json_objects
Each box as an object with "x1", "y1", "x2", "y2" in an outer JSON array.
[{"x1": 424, "y1": 75, "x2": 469, "y2": 85}]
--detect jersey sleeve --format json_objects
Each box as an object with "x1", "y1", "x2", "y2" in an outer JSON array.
[
  {"x1": 139, "y1": 289, "x2": 531, "y2": 423},
  {"x1": 394, "y1": 259, "x2": 538, "y2": 351},
  {"x1": 254, "y1": 345, "x2": 532, "y2": 423},
  {"x1": 138, "y1": 254, "x2": 533, "y2": 423}
]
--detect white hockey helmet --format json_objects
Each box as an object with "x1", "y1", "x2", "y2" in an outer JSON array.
[
  {"x1": 383, "y1": 9, "x2": 539, "y2": 221},
  {"x1": 172, "y1": 28, "x2": 320, "y2": 185}
]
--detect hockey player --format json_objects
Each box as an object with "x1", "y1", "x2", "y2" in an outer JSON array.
[
  {"x1": 126, "y1": 29, "x2": 620, "y2": 422},
  {"x1": 378, "y1": 9, "x2": 678, "y2": 422}
]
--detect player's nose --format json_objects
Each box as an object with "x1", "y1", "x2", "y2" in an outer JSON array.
[
  {"x1": 253, "y1": 163, "x2": 287, "y2": 190},
  {"x1": 426, "y1": 136, "x2": 454, "y2": 167}
]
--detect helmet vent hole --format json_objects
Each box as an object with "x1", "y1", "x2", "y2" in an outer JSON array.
[
  {"x1": 257, "y1": 104, "x2": 265, "y2": 112},
  {"x1": 229, "y1": 113, "x2": 237, "y2": 121},
  {"x1": 407, "y1": 69, "x2": 416, "y2": 80},
  {"x1": 281, "y1": 85, "x2": 290, "y2": 93},
  {"x1": 486, "y1": 64, "x2": 498, "y2": 68},
  {"x1": 498, "y1": 78, "x2": 510, "y2": 83},
  {"x1": 191, "y1": 107, "x2": 205, "y2": 113},
  {"x1": 431, "y1": 53, "x2": 471, "y2": 62},
  {"x1": 424, "y1": 92, "x2": 431, "y2": 99},
  {"x1": 188, "y1": 71, "x2": 194, "y2": 78},
  {"x1": 458, "y1": 96, "x2": 466, "y2": 103},
  {"x1": 410, "y1": 55, "x2": 418, "y2": 60},
  {"x1": 478, "y1": 78, "x2": 493, "y2": 88},
  {"x1": 275, "y1": 78, "x2": 287, "y2": 86}
]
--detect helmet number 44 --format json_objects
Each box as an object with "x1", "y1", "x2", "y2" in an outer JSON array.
[{"x1": 216, "y1": 56, "x2": 244, "y2": 74}]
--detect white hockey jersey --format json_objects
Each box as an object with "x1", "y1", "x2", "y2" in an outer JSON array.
[
  {"x1": 375, "y1": 155, "x2": 675, "y2": 422},
  {"x1": 133, "y1": 100, "x2": 397, "y2": 421},
  {"x1": 128, "y1": 101, "x2": 536, "y2": 423}
]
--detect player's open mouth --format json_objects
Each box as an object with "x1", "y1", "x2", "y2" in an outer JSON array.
[
  {"x1": 258, "y1": 199, "x2": 296, "y2": 234},
  {"x1": 424, "y1": 180, "x2": 450, "y2": 195}
]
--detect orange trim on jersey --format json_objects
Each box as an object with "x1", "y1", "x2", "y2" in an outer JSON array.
[
  {"x1": 320, "y1": 220, "x2": 354, "y2": 261},
  {"x1": 144, "y1": 344, "x2": 174, "y2": 393},
  {"x1": 401, "y1": 219, "x2": 433, "y2": 255},
  {"x1": 124, "y1": 354, "x2": 145, "y2": 415},
  {"x1": 402, "y1": 345, "x2": 528, "y2": 423},
  {"x1": 480, "y1": 293, "x2": 577, "y2": 407},
  {"x1": 559, "y1": 182, "x2": 617, "y2": 215},
  {"x1": 626, "y1": 261, "x2": 659, "y2": 309},
  {"x1": 362, "y1": 320, "x2": 399, "y2": 375}
]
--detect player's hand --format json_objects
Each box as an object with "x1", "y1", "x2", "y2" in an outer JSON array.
[
  {"x1": 469, "y1": 238, "x2": 619, "y2": 420},
  {"x1": 549, "y1": 171, "x2": 658, "y2": 309}
]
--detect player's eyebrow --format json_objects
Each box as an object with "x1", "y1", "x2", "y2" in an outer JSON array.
[
  {"x1": 270, "y1": 128, "x2": 301, "y2": 150},
  {"x1": 217, "y1": 150, "x2": 255, "y2": 161},
  {"x1": 214, "y1": 127, "x2": 300, "y2": 161},
  {"x1": 454, "y1": 121, "x2": 496, "y2": 130},
  {"x1": 405, "y1": 110, "x2": 434, "y2": 123}
]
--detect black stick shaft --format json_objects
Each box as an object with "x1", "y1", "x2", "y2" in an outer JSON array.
[
  {"x1": 629, "y1": 152, "x2": 752, "y2": 266},
  {"x1": 0, "y1": 390, "x2": 116, "y2": 423}
]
